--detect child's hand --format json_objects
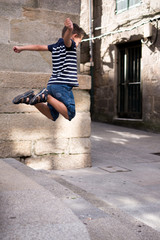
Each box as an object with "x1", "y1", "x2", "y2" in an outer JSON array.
[
  {"x1": 64, "y1": 18, "x2": 73, "y2": 31},
  {"x1": 13, "y1": 46, "x2": 22, "y2": 53}
]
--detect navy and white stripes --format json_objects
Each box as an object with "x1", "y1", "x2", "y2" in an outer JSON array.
[{"x1": 48, "y1": 38, "x2": 79, "y2": 87}]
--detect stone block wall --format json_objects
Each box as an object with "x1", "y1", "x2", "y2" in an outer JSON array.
[
  {"x1": 81, "y1": 0, "x2": 160, "y2": 131},
  {"x1": 0, "y1": 73, "x2": 91, "y2": 170},
  {"x1": 0, "y1": 0, "x2": 92, "y2": 169}
]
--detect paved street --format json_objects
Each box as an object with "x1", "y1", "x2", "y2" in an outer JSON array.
[
  {"x1": 1, "y1": 121, "x2": 160, "y2": 239},
  {"x1": 53, "y1": 122, "x2": 160, "y2": 237}
]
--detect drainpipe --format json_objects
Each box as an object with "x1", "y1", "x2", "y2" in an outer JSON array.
[
  {"x1": 89, "y1": 0, "x2": 94, "y2": 115},
  {"x1": 89, "y1": 0, "x2": 93, "y2": 63}
]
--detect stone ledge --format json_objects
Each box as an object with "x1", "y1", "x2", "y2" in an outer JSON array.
[
  {"x1": 34, "y1": 137, "x2": 91, "y2": 155},
  {"x1": 25, "y1": 154, "x2": 92, "y2": 170},
  {"x1": 0, "y1": 113, "x2": 91, "y2": 140},
  {"x1": 0, "y1": 140, "x2": 31, "y2": 158},
  {"x1": 0, "y1": 71, "x2": 91, "y2": 90},
  {"x1": 0, "y1": 88, "x2": 90, "y2": 113}
]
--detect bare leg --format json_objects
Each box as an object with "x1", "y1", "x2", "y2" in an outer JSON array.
[
  {"x1": 34, "y1": 103, "x2": 53, "y2": 120},
  {"x1": 47, "y1": 94, "x2": 69, "y2": 120},
  {"x1": 34, "y1": 95, "x2": 69, "y2": 120}
]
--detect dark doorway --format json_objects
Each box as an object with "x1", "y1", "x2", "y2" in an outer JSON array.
[{"x1": 117, "y1": 41, "x2": 142, "y2": 119}]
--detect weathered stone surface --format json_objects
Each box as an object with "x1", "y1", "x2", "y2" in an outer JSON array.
[
  {"x1": 0, "y1": 71, "x2": 50, "y2": 88},
  {"x1": 25, "y1": 156, "x2": 53, "y2": 170},
  {"x1": 0, "y1": 0, "x2": 81, "y2": 19},
  {"x1": 0, "y1": 113, "x2": 91, "y2": 141},
  {"x1": 69, "y1": 138, "x2": 91, "y2": 154},
  {"x1": 0, "y1": 88, "x2": 90, "y2": 114},
  {"x1": 50, "y1": 153, "x2": 92, "y2": 170},
  {"x1": 0, "y1": 71, "x2": 91, "y2": 114},
  {"x1": 35, "y1": 138, "x2": 69, "y2": 155},
  {"x1": 0, "y1": 72, "x2": 91, "y2": 90},
  {"x1": 25, "y1": 153, "x2": 91, "y2": 170},
  {"x1": 34, "y1": 137, "x2": 91, "y2": 156},
  {"x1": 150, "y1": 1, "x2": 160, "y2": 10},
  {"x1": 74, "y1": 90, "x2": 90, "y2": 112},
  {"x1": 75, "y1": 75, "x2": 91, "y2": 90},
  {"x1": 0, "y1": 44, "x2": 51, "y2": 72},
  {"x1": 0, "y1": 2, "x2": 22, "y2": 18},
  {"x1": 0, "y1": 140, "x2": 31, "y2": 158},
  {"x1": 80, "y1": 0, "x2": 160, "y2": 130},
  {"x1": 35, "y1": 137, "x2": 90, "y2": 156},
  {"x1": 0, "y1": 17, "x2": 10, "y2": 44},
  {"x1": 39, "y1": 0, "x2": 80, "y2": 14},
  {"x1": 154, "y1": 97, "x2": 160, "y2": 114},
  {"x1": 23, "y1": 8, "x2": 79, "y2": 25},
  {"x1": 11, "y1": 19, "x2": 61, "y2": 45},
  {"x1": 80, "y1": 0, "x2": 90, "y2": 36},
  {"x1": 0, "y1": 87, "x2": 37, "y2": 113},
  {"x1": 0, "y1": 0, "x2": 53, "y2": 19},
  {"x1": 0, "y1": 0, "x2": 91, "y2": 169}
]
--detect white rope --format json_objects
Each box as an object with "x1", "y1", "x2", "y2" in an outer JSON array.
[{"x1": 82, "y1": 15, "x2": 160, "y2": 42}]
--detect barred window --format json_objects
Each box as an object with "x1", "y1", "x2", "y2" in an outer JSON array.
[{"x1": 116, "y1": 0, "x2": 141, "y2": 13}]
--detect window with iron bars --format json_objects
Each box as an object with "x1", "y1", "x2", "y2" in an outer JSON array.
[{"x1": 116, "y1": 0, "x2": 141, "y2": 14}]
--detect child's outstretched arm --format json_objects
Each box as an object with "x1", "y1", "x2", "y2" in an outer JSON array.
[
  {"x1": 63, "y1": 18, "x2": 73, "y2": 48},
  {"x1": 13, "y1": 45, "x2": 48, "y2": 53}
]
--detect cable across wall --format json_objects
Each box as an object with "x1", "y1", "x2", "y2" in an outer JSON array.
[{"x1": 82, "y1": 14, "x2": 160, "y2": 42}]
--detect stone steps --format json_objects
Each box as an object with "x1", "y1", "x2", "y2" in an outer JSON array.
[
  {"x1": 2, "y1": 158, "x2": 160, "y2": 240},
  {"x1": 0, "y1": 158, "x2": 90, "y2": 240}
]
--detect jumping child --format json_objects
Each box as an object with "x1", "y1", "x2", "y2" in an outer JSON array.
[{"x1": 12, "y1": 18, "x2": 85, "y2": 121}]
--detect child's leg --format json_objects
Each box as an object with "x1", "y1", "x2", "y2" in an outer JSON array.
[
  {"x1": 47, "y1": 94, "x2": 69, "y2": 120},
  {"x1": 34, "y1": 103, "x2": 53, "y2": 120},
  {"x1": 30, "y1": 87, "x2": 72, "y2": 120},
  {"x1": 34, "y1": 96, "x2": 69, "y2": 120},
  {"x1": 12, "y1": 88, "x2": 69, "y2": 120}
]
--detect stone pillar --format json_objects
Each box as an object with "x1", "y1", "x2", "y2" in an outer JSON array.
[
  {"x1": 0, "y1": 0, "x2": 92, "y2": 170},
  {"x1": 0, "y1": 72, "x2": 91, "y2": 170}
]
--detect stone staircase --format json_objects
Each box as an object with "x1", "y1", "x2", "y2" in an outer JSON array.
[
  {"x1": 0, "y1": 158, "x2": 90, "y2": 240},
  {"x1": 1, "y1": 158, "x2": 160, "y2": 240}
]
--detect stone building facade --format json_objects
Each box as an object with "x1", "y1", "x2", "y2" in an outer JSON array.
[
  {"x1": 81, "y1": 0, "x2": 160, "y2": 131},
  {"x1": 0, "y1": 0, "x2": 91, "y2": 169}
]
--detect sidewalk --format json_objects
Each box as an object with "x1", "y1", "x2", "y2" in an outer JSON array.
[
  {"x1": 52, "y1": 122, "x2": 160, "y2": 239},
  {"x1": 1, "y1": 121, "x2": 160, "y2": 240}
]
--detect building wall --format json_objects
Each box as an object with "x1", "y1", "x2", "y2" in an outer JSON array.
[
  {"x1": 0, "y1": 0, "x2": 92, "y2": 169},
  {"x1": 81, "y1": 0, "x2": 160, "y2": 131}
]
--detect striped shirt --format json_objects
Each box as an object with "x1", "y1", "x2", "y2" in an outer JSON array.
[{"x1": 47, "y1": 38, "x2": 78, "y2": 87}]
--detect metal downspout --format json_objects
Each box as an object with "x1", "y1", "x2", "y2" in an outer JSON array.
[{"x1": 89, "y1": 0, "x2": 94, "y2": 115}]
